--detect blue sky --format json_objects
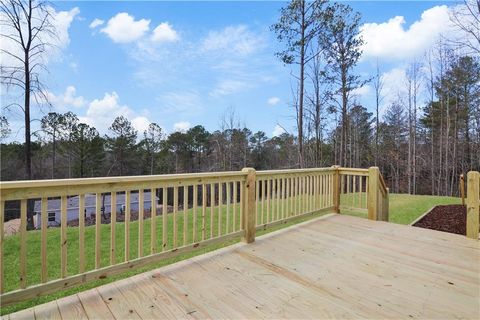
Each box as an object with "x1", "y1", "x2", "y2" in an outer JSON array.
[{"x1": 2, "y1": 0, "x2": 463, "y2": 141}]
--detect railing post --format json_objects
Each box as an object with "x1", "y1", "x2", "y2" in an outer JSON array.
[
  {"x1": 331, "y1": 165, "x2": 340, "y2": 213},
  {"x1": 466, "y1": 171, "x2": 479, "y2": 239},
  {"x1": 242, "y1": 167, "x2": 256, "y2": 243},
  {"x1": 368, "y1": 166, "x2": 379, "y2": 221}
]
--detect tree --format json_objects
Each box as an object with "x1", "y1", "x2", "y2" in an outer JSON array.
[
  {"x1": 0, "y1": 115, "x2": 11, "y2": 140},
  {"x1": 449, "y1": 0, "x2": 480, "y2": 55},
  {"x1": 40, "y1": 112, "x2": 64, "y2": 178},
  {"x1": 62, "y1": 111, "x2": 79, "y2": 178},
  {"x1": 106, "y1": 116, "x2": 138, "y2": 176},
  {"x1": 0, "y1": 0, "x2": 56, "y2": 179},
  {"x1": 320, "y1": 2, "x2": 366, "y2": 166},
  {"x1": 141, "y1": 123, "x2": 164, "y2": 175},
  {"x1": 271, "y1": 0, "x2": 327, "y2": 168},
  {"x1": 70, "y1": 123, "x2": 104, "y2": 177},
  {"x1": 373, "y1": 60, "x2": 384, "y2": 166}
]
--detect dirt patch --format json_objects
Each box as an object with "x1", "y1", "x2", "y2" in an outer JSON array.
[{"x1": 413, "y1": 205, "x2": 466, "y2": 235}]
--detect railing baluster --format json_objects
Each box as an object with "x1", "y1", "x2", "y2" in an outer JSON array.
[
  {"x1": 95, "y1": 193, "x2": 101, "y2": 269},
  {"x1": 227, "y1": 182, "x2": 231, "y2": 234},
  {"x1": 162, "y1": 187, "x2": 167, "y2": 251},
  {"x1": 202, "y1": 184, "x2": 206, "y2": 240},
  {"x1": 150, "y1": 188, "x2": 157, "y2": 254},
  {"x1": 240, "y1": 180, "x2": 244, "y2": 229},
  {"x1": 111, "y1": 192, "x2": 117, "y2": 264},
  {"x1": 276, "y1": 179, "x2": 280, "y2": 221},
  {"x1": 210, "y1": 183, "x2": 214, "y2": 239},
  {"x1": 183, "y1": 185, "x2": 188, "y2": 246},
  {"x1": 261, "y1": 179, "x2": 265, "y2": 224},
  {"x1": 233, "y1": 182, "x2": 237, "y2": 232},
  {"x1": 20, "y1": 199, "x2": 27, "y2": 288},
  {"x1": 138, "y1": 189, "x2": 144, "y2": 257},
  {"x1": 266, "y1": 179, "x2": 271, "y2": 222},
  {"x1": 61, "y1": 196, "x2": 67, "y2": 278},
  {"x1": 79, "y1": 194, "x2": 85, "y2": 273},
  {"x1": 0, "y1": 200, "x2": 3, "y2": 293},
  {"x1": 193, "y1": 185, "x2": 198, "y2": 242},
  {"x1": 125, "y1": 190, "x2": 131, "y2": 261},
  {"x1": 41, "y1": 197, "x2": 47, "y2": 283},
  {"x1": 173, "y1": 186, "x2": 178, "y2": 248},
  {"x1": 218, "y1": 182, "x2": 222, "y2": 236}
]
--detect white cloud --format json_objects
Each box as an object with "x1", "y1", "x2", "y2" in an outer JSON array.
[
  {"x1": 151, "y1": 22, "x2": 179, "y2": 43},
  {"x1": 267, "y1": 97, "x2": 280, "y2": 106},
  {"x1": 210, "y1": 79, "x2": 249, "y2": 97},
  {"x1": 173, "y1": 121, "x2": 191, "y2": 132},
  {"x1": 101, "y1": 13, "x2": 150, "y2": 43},
  {"x1": 47, "y1": 86, "x2": 87, "y2": 111},
  {"x1": 382, "y1": 67, "x2": 408, "y2": 103},
  {"x1": 201, "y1": 25, "x2": 264, "y2": 56},
  {"x1": 89, "y1": 18, "x2": 104, "y2": 29},
  {"x1": 131, "y1": 116, "x2": 151, "y2": 133},
  {"x1": 351, "y1": 85, "x2": 371, "y2": 98},
  {"x1": 272, "y1": 125, "x2": 286, "y2": 137},
  {"x1": 54, "y1": 7, "x2": 80, "y2": 49},
  {"x1": 360, "y1": 6, "x2": 453, "y2": 60},
  {"x1": 78, "y1": 92, "x2": 151, "y2": 134}
]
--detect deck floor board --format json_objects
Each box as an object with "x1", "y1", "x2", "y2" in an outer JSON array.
[{"x1": 6, "y1": 214, "x2": 480, "y2": 319}]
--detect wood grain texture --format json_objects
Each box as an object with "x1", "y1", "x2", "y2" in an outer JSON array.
[{"x1": 8, "y1": 214, "x2": 478, "y2": 319}]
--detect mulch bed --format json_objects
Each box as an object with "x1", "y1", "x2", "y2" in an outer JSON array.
[{"x1": 413, "y1": 205, "x2": 466, "y2": 236}]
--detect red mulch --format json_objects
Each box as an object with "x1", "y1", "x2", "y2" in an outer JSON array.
[{"x1": 413, "y1": 205, "x2": 466, "y2": 236}]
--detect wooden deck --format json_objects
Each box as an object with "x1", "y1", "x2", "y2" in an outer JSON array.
[{"x1": 4, "y1": 214, "x2": 479, "y2": 319}]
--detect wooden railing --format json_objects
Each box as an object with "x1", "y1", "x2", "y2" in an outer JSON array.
[
  {"x1": 0, "y1": 166, "x2": 389, "y2": 306},
  {"x1": 466, "y1": 171, "x2": 480, "y2": 239},
  {"x1": 338, "y1": 167, "x2": 389, "y2": 221}
]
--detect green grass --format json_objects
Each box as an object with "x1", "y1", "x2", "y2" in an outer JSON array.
[
  {"x1": 1, "y1": 197, "x2": 328, "y2": 315},
  {"x1": 340, "y1": 193, "x2": 461, "y2": 224}
]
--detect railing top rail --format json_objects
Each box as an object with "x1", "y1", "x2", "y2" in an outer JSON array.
[
  {"x1": 0, "y1": 171, "x2": 246, "y2": 191},
  {"x1": 256, "y1": 167, "x2": 334, "y2": 176}
]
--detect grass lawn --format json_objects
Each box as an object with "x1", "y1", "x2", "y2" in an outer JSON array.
[{"x1": 340, "y1": 193, "x2": 461, "y2": 224}]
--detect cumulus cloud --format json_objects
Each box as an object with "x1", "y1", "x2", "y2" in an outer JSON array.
[
  {"x1": 351, "y1": 85, "x2": 371, "y2": 98},
  {"x1": 47, "y1": 86, "x2": 87, "y2": 111},
  {"x1": 267, "y1": 97, "x2": 280, "y2": 106},
  {"x1": 360, "y1": 6, "x2": 453, "y2": 60},
  {"x1": 101, "y1": 12, "x2": 150, "y2": 43},
  {"x1": 151, "y1": 22, "x2": 179, "y2": 43},
  {"x1": 78, "y1": 92, "x2": 151, "y2": 134},
  {"x1": 89, "y1": 18, "x2": 104, "y2": 29},
  {"x1": 201, "y1": 25, "x2": 264, "y2": 56},
  {"x1": 272, "y1": 125, "x2": 286, "y2": 137},
  {"x1": 173, "y1": 121, "x2": 191, "y2": 132}
]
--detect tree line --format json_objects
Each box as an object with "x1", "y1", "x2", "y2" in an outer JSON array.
[{"x1": 1, "y1": 0, "x2": 479, "y2": 197}]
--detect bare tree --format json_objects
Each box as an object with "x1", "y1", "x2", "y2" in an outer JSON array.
[
  {"x1": 373, "y1": 59, "x2": 384, "y2": 166},
  {"x1": 271, "y1": 0, "x2": 326, "y2": 168},
  {"x1": 0, "y1": 0, "x2": 56, "y2": 179},
  {"x1": 449, "y1": 0, "x2": 480, "y2": 54}
]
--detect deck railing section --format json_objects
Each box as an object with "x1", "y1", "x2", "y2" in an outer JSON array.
[
  {"x1": 255, "y1": 168, "x2": 335, "y2": 230},
  {"x1": 466, "y1": 171, "x2": 480, "y2": 239},
  {"x1": 0, "y1": 166, "x2": 389, "y2": 306}
]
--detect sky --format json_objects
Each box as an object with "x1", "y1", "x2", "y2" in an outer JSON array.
[{"x1": 1, "y1": 0, "x2": 466, "y2": 141}]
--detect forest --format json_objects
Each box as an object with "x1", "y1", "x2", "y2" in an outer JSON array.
[{"x1": 1, "y1": 0, "x2": 479, "y2": 197}]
